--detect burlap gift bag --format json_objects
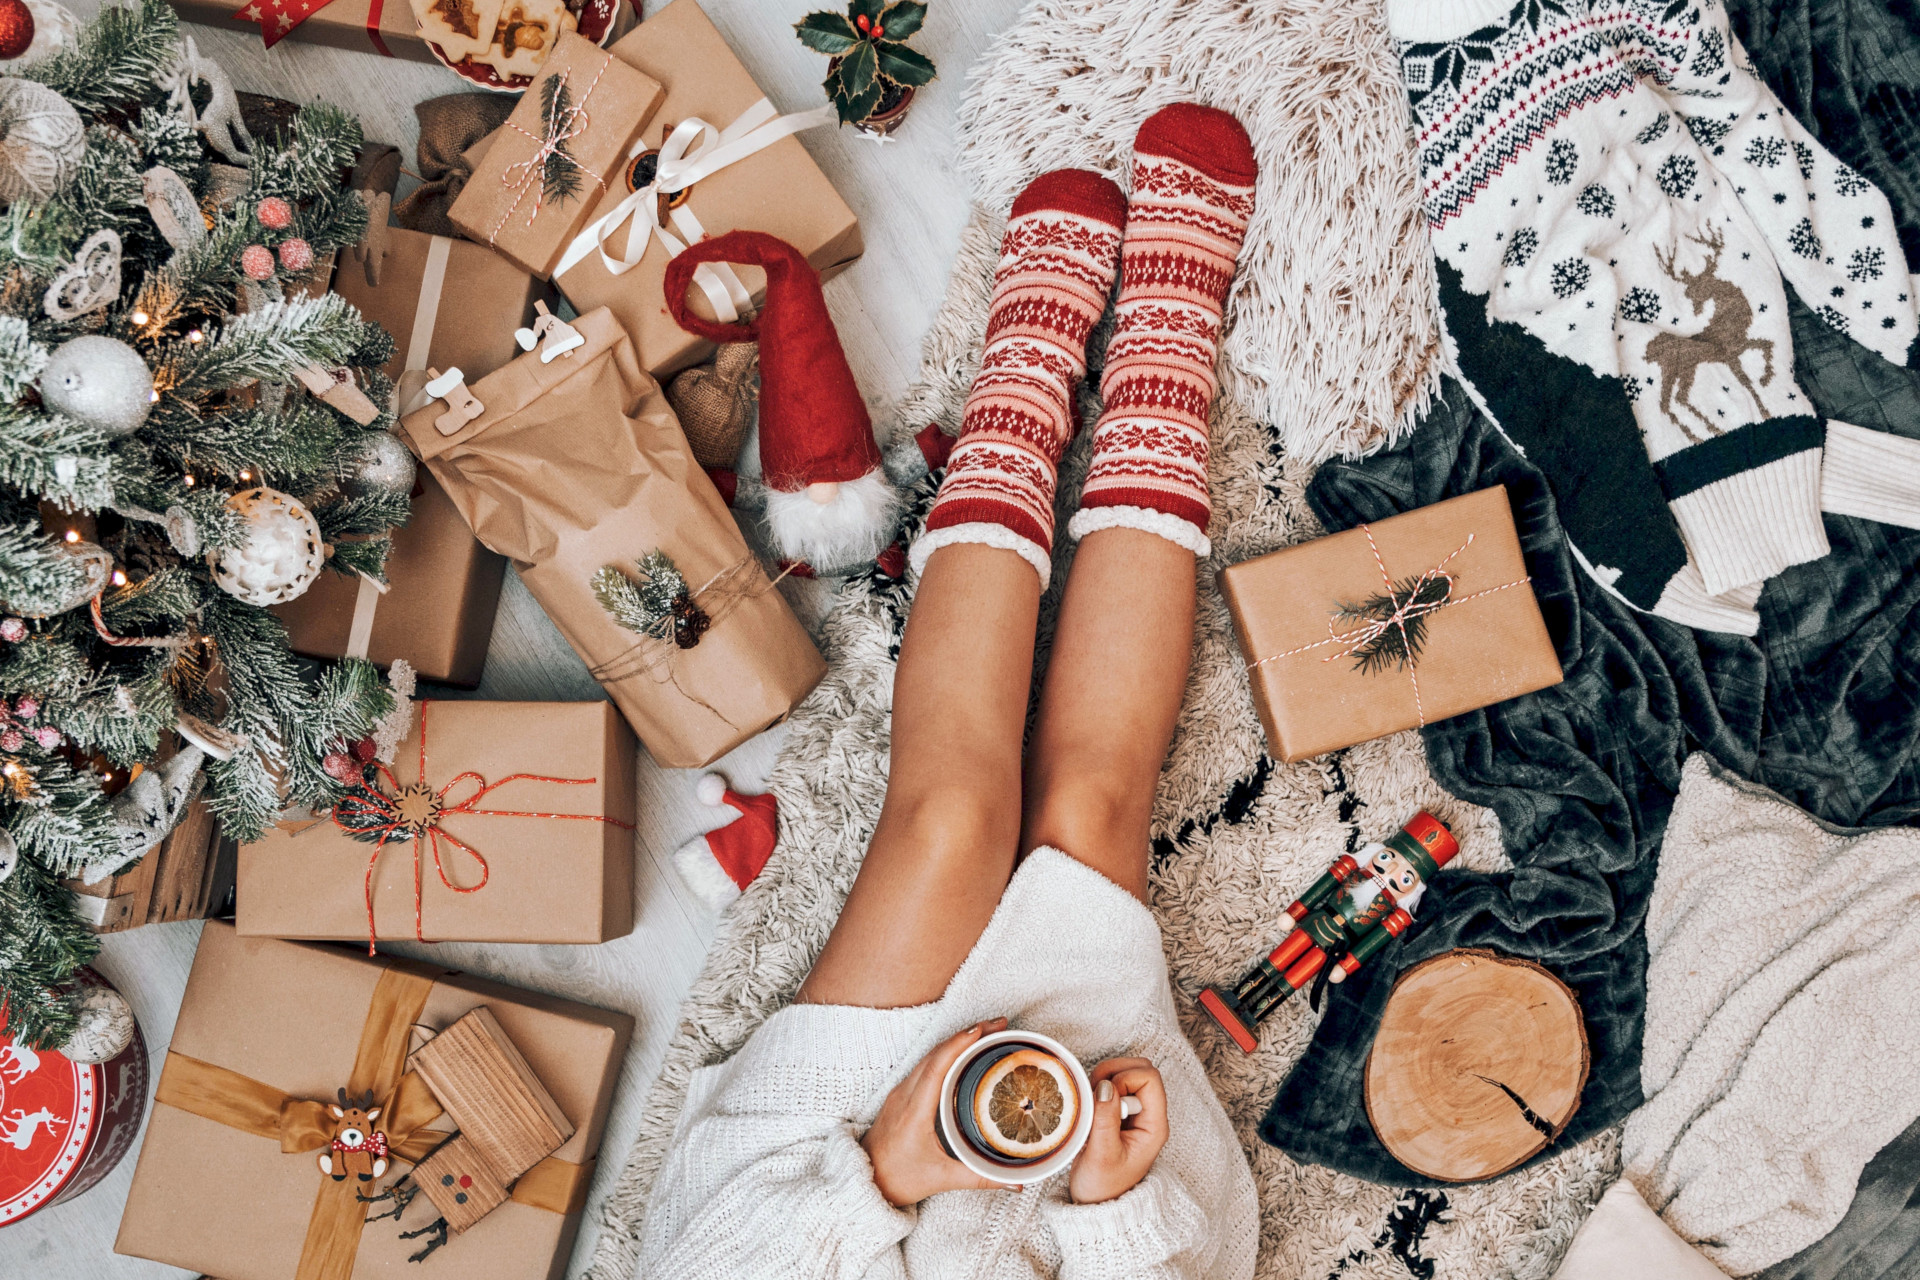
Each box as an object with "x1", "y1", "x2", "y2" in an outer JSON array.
[{"x1": 398, "y1": 308, "x2": 824, "y2": 767}]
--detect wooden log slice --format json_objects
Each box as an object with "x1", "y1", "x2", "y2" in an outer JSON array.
[{"x1": 1364, "y1": 948, "x2": 1589, "y2": 1182}]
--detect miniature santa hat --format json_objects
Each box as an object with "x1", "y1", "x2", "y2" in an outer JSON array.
[
  {"x1": 672, "y1": 773, "x2": 779, "y2": 910},
  {"x1": 665, "y1": 231, "x2": 898, "y2": 571}
]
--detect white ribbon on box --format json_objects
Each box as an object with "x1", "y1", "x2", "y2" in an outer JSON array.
[{"x1": 553, "y1": 99, "x2": 839, "y2": 323}]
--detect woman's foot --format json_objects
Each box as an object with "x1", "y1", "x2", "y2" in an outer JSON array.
[
  {"x1": 1069, "y1": 104, "x2": 1257, "y2": 557},
  {"x1": 912, "y1": 168, "x2": 1128, "y2": 587}
]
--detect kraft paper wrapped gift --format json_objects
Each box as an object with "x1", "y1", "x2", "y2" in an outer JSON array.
[
  {"x1": 1220, "y1": 486, "x2": 1563, "y2": 763},
  {"x1": 169, "y1": 0, "x2": 443, "y2": 65},
  {"x1": 271, "y1": 470, "x2": 507, "y2": 687},
  {"x1": 236, "y1": 699, "x2": 636, "y2": 945},
  {"x1": 554, "y1": 0, "x2": 863, "y2": 378},
  {"x1": 115, "y1": 922, "x2": 631, "y2": 1280},
  {"x1": 331, "y1": 225, "x2": 553, "y2": 409},
  {"x1": 398, "y1": 307, "x2": 826, "y2": 767},
  {"x1": 449, "y1": 31, "x2": 665, "y2": 279}
]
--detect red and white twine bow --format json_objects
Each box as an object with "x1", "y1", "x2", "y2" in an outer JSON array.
[
  {"x1": 491, "y1": 62, "x2": 610, "y2": 242},
  {"x1": 1247, "y1": 527, "x2": 1530, "y2": 726},
  {"x1": 329, "y1": 700, "x2": 635, "y2": 954}
]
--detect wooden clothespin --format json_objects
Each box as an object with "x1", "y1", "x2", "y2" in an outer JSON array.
[
  {"x1": 424, "y1": 367, "x2": 484, "y2": 437},
  {"x1": 294, "y1": 364, "x2": 381, "y2": 426},
  {"x1": 514, "y1": 301, "x2": 584, "y2": 364}
]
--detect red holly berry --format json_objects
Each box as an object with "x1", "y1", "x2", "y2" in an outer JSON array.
[
  {"x1": 873, "y1": 23, "x2": 884, "y2": 37},
  {"x1": 240, "y1": 244, "x2": 275, "y2": 280},
  {"x1": 0, "y1": 0, "x2": 37, "y2": 61},
  {"x1": 277, "y1": 238, "x2": 314, "y2": 272},
  {"x1": 855, "y1": 12, "x2": 869, "y2": 31},
  {"x1": 255, "y1": 196, "x2": 294, "y2": 230},
  {"x1": 323, "y1": 751, "x2": 361, "y2": 784},
  {"x1": 350, "y1": 737, "x2": 377, "y2": 762}
]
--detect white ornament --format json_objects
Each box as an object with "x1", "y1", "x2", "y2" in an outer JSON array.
[
  {"x1": 160, "y1": 36, "x2": 249, "y2": 164},
  {"x1": 208, "y1": 487, "x2": 325, "y2": 605},
  {"x1": 10, "y1": 0, "x2": 77, "y2": 68},
  {"x1": 60, "y1": 986, "x2": 135, "y2": 1065},
  {"x1": 40, "y1": 335, "x2": 152, "y2": 436},
  {"x1": 141, "y1": 166, "x2": 204, "y2": 254},
  {"x1": 0, "y1": 76, "x2": 82, "y2": 202},
  {"x1": 41, "y1": 228, "x2": 121, "y2": 322},
  {"x1": 0, "y1": 827, "x2": 16, "y2": 885}
]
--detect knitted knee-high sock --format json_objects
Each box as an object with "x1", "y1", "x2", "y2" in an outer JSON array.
[
  {"x1": 911, "y1": 169, "x2": 1127, "y2": 586},
  {"x1": 1069, "y1": 104, "x2": 1257, "y2": 556}
]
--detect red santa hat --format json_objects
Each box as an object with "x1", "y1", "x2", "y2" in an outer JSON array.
[
  {"x1": 665, "y1": 231, "x2": 898, "y2": 570},
  {"x1": 671, "y1": 773, "x2": 779, "y2": 910}
]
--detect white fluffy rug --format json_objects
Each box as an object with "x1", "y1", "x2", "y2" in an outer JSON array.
[{"x1": 583, "y1": 2, "x2": 1623, "y2": 1277}]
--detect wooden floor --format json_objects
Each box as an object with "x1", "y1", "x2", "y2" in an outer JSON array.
[{"x1": 2, "y1": 1, "x2": 1022, "y2": 1274}]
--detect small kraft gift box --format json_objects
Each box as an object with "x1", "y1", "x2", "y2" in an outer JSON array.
[
  {"x1": 271, "y1": 470, "x2": 508, "y2": 688},
  {"x1": 116, "y1": 923, "x2": 632, "y2": 1280},
  {"x1": 553, "y1": 0, "x2": 863, "y2": 379},
  {"x1": 237, "y1": 699, "x2": 637, "y2": 947},
  {"x1": 449, "y1": 31, "x2": 666, "y2": 279},
  {"x1": 398, "y1": 307, "x2": 826, "y2": 768},
  {"x1": 170, "y1": 0, "x2": 635, "y2": 71},
  {"x1": 1220, "y1": 486, "x2": 1564, "y2": 762}
]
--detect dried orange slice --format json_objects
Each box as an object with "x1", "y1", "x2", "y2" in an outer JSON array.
[{"x1": 971, "y1": 1049, "x2": 1078, "y2": 1159}]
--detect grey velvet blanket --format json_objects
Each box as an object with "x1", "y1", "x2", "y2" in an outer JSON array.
[{"x1": 1263, "y1": 290, "x2": 1920, "y2": 1185}]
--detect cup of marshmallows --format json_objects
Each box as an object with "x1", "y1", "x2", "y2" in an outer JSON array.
[{"x1": 936, "y1": 1029, "x2": 1140, "y2": 1185}]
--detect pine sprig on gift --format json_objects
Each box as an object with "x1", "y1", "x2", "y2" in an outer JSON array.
[
  {"x1": 538, "y1": 73, "x2": 584, "y2": 206},
  {"x1": 1333, "y1": 574, "x2": 1453, "y2": 676},
  {"x1": 593, "y1": 551, "x2": 712, "y2": 649}
]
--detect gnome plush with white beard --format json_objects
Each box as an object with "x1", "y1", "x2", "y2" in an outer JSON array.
[{"x1": 665, "y1": 230, "x2": 899, "y2": 572}]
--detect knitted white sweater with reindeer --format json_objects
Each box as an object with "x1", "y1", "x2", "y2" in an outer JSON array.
[{"x1": 1388, "y1": 0, "x2": 1920, "y2": 629}]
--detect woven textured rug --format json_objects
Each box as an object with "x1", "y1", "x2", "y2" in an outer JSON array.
[{"x1": 584, "y1": 1, "x2": 1621, "y2": 1276}]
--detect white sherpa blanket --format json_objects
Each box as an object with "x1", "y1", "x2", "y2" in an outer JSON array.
[
  {"x1": 1623, "y1": 754, "x2": 1920, "y2": 1277},
  {"x1": 583, "y1": 3, "x2": 1629, "y2": 1278}
]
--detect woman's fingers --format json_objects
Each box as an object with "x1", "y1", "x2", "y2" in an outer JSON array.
[
  {"x1": 909, "y1": 1018, "x2": 1009, "y2": 1116},
  {"x1": 1089, "y1": 1056, "x2": 1153, "y2": 1083},
  {"x1": 1102, "y1": 1066, "x2": 1169, "y2": 1141}
]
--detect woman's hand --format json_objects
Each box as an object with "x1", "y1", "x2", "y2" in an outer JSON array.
[
  {"x1": 1069, "y1": 1057, "x2": 1168, "y2": 1205},
  {"x1": 860, "y1": 1018, "x2": 1008, "y2": 1207}
]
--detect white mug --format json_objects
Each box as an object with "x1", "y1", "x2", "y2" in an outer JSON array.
[{"x1": 936, "y1": 1028, "x2": 1119, "y2": 1187}]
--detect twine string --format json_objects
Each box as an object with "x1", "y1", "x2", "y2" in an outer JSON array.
[
  {"x1": 1245, "y1": 528, "x2": 1531, "y2": 727},
  {"x1": 489, "y1": 61, "x2": 611, "y2": 243},
  {"x1": 329, "y1": 700, "x2": 636, "y2": 953},
  {"x1": 587, "y1": 556, "x2": 793, "y2": 686}
]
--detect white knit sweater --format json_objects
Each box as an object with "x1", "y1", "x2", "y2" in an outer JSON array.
[{"x1": 635, "y1": 846, "x2": 1261, "y2": 1280}]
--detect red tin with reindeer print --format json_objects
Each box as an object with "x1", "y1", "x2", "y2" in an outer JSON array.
[{"x1": 0, "y1": 968, "x2": 148, "y2": 1225}]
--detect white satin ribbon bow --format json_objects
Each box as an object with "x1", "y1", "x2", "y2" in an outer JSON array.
[{"x1": 554, "y1": 99, "x2": 840, "y2": 323}]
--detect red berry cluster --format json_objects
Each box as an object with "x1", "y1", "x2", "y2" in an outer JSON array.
[
  {"x1": 322, "y1": 735, "x2": 379, "y2": 785},
  {"x1": 239, "y1": 197, "x2": 314, "y2": 283},
  {"x1": 0, "y1": 693, "x2": 60, "y2": 752}
]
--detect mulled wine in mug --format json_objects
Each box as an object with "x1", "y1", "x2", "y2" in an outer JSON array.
[{"x1": 935, "y1": 1028, "x2": 1138, "y2": 1185}]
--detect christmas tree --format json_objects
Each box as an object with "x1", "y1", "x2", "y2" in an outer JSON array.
[{"x1": 0, "y1": 0, "x2": 409, "y2": 1046}]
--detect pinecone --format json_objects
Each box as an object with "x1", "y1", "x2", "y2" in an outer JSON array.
[
  {"x1": 670, "y1": 593, "x2": 711, "y2": 649},
  {"x1": 107, "y1": 518, "x2": 183, "y2": 581}
]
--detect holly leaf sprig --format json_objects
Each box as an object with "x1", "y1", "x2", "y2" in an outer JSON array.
[{"x1": 796, "y1": 1, "x2": 935, "y2": 125}]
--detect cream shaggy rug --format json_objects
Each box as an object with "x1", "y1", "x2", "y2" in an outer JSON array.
[{"x1": 583, "y1": 2, "x2": 1622, "y2": 1277}]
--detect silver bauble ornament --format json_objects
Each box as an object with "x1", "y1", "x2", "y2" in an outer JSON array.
[
  {"x1": 60, "y1": 985, "x2": 135, "y2": 1064},
  {"x1": 0, "y1": 827, "x2": 16, "y2": 885},
  {"x1": 0, "y1": 77, "x2": 82, "y2": 203},
  {"x1": 41, "y1": 335, "x2": 153, "y2": 436},
  {"x1": 208, "y1": 487, "x2": 325, "y2": 605},
  {"x1": 4, "y1": 536, "x2": 109, "y2": 617},
  {"x1": 341, "y1": 430, "x2": 416, "y2": 499}
]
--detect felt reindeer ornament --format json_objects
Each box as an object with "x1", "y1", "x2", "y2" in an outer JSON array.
[
  {"x1": 672, "y1": 773, "x2": 778, "y2": 910},
  {"x1": 317, "y1": 1088, "x2": 389, "y2": 1183},
  {"x1": 664, "y1": 231, "x2": 899, "y2": 572}
]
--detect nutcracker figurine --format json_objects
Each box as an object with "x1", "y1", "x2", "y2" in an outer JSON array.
[{"x1": 1199, "y1": 811, "x2": 1457, "y2": 1053}]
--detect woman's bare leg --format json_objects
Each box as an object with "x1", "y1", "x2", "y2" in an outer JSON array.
[
  {"x1": 797, "y1": 544, "x2": 1040, "y2": 1007},
  {"x1": 1022, "y1": 529, "x2": 1196, "y2": 900}
]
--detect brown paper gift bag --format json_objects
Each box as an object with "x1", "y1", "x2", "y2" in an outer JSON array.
[
  {"x1": 1219, "y1": 486, "x2": 1563, "y2": 762},
  {"x1": 271, "y1": 471, "x2": 506, "y2": 686},
  {"x1": 115, "y1": 922, "x2": 630, "y2": 1280},
  {"x1": 449, "y1": 32, "x2": 666, "y2": 280},
  {"x1": 236, "y1": 700, "x2": 635, "y2": 946},
  {"x1": 553, "y1": 0, "x2": 863, "y2": 379},
  {"x1": 398, "y1": 307, "x2": 825, "y2": 766}
]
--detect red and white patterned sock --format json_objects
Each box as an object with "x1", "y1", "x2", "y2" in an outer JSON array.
[
  {"x1": 911, "y1": 168, "x2": 1127, "y2": 587},
  {"x1": 1068, "y1": 104, "x2": 1256, "y2": 556}
]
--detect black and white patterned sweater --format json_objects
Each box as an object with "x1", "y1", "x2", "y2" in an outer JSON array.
[{"x1": 1392, "y1": 0, "x2": 1920, "y2": 631}]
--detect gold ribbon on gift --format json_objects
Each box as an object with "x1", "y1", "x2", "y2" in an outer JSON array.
[
  {"x1": 153, "y1": 959, "x2": 588, "y2": 1280},
  {"x1": 553, "y1": 99, "x2": 839, "y2": 322},
  {"x1": 1245, "y1": 528, "x2": 1531, "y2": 727}
]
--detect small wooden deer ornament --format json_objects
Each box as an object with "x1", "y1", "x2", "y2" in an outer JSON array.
[{"x1": 318, "y1": 1088, "x2": 390, "y2": 1183}]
